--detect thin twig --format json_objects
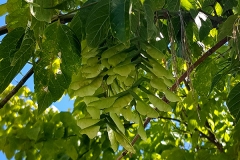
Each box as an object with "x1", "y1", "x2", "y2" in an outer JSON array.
[
  {"x1": 0, "y1": 67, "x2": 34, "y2": 109},
  {"x1": 117, "y1": 36, "x2": 229, "y2": 160}
]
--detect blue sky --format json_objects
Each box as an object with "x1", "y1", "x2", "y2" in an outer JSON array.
[{"x1": 0, "y1": 0, "x2": 74, "y2": 159}]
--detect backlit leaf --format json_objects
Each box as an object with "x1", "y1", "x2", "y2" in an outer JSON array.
[
  {"x1": 136, "y1": 100, "x2": 159, "y2": 118},
  {"x1": 89, "y1": 97, "x2": 117, "y2": 109},
  {"x1": 0, "y1": 3, "x2": 7, "y2": 16},
  {"x1": 138, "y1": 117, "x2": 147, "y2": 141},
  {"x1": 81, "y1": 126, "x2": 100, "y2": 139},
  {"x1": 77, "y1": 118, "x2": 100, "y2": 129},
  {"x1": 148, "y1": 94, "x2": 172, "y2": 112},
  {"x1": 114, "y1": 131, "x2": 135, "y2": 153},
  {"x1": 110, "y1": 112, "x2": 125, "y2": 134}
]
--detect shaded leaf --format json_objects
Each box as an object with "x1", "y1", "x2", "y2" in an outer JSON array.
[
  {"x1": 86, "y1": 0, "x2": 110, "y2": 47},
  {"x1": 0, "y1": 27, "x2": 25, "y2": 93},
  {"x1": 110, "y1": 0, "x2": 130, "y2": 42},
  {"x1": 30, "y1": 0, "x2": 54, "y2": 23},
  {"x1": 227, "y1": 82, "x2": 240, "y2": 122}
]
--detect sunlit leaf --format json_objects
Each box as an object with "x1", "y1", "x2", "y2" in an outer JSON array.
[
  {"x1": 136, "y1": 100, "x2": 159, "y2": 118},
  {"x1": 148, "y1": 94, "x2": 172, "y2": 112},
  {"x1": 81, "y1": 126, "x2": 100, "y2": 139},
  {"x1": 138, "y1": 117, "x2": 147, "y2": 141},
  {"x1": 110, "y1": 112, "x2": 125, "y2": 134},
  {"x1": 77, "y1": 118, "x2": 100, "y2": 129}
]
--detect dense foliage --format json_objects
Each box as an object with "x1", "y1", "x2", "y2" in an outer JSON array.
[{"x1": 0, "y1": 0, "x2": 240, "y2": 159}]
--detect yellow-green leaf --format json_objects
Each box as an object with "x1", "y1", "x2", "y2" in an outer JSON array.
[
  {"x1": 77, "y1": 118, "x2": 100, "y2": 129},
  {"x1": 138, "y1": 117, "x2": 147, "y2": 141},
  {"x1": 136, "y1": 100, "x2": 159, "y2": 118},
  {"x1": 114, "y1": 131, "x2": 135, "y2": 153},
  {"x1": 0, "y1": 3, "x2": 7, "y2": 16},
  {"x1": 80, "y1": 126, "x2": 100, "y2": 139},
  {"x1": 110, "y1": 113, "x2": 125, "y2": 134},
  {"x1": 89, "y1": 97, "x2": 117, "y2": 109},
  {"x1": 113, "y1": 64, "x2": 135, "y2": 77},
  {"x1": 164, "y1": 90, "x2": 181, "y2": 102},
  {"x1": 148, "y1": 94, "x2": 172, "y2": 112}
]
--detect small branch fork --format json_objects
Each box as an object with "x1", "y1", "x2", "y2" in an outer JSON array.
[{"x1": 117, "y1": 37, "x2": 229, "y2": 160}]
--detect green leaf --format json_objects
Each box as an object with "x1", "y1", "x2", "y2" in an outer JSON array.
[
  {"x1": 108, "y1": 52, "x2": 127, "y2": 66},
  {"x1": 0, "y1": 27, "x2": 25, "y2": 93},
  {"x1": 148, "y1": 94, "x2": 172, "y2": 112},
  {"x1": 70, "y1": 11, "x2": 83, "y2": 41},
  {"x1": 89, "y1": 97, "x2": 117, "y2": 109},
  {"x1": 150, "y1": 78, "x2": 168, "y2": 91},
  {"x1": 112, "y1": 94, "x2": 133, "y2": 108},
  {"x1": 101, "y1": 43, "x2": 126, "y2": 58},
  {"x1": 110, "y1": 112, "x2": 125, "y2": 134},
  {"x1": 107, "y1": 127, "x2": 118, "y2": 152},
  {"x1": 138, "y1": 116, "x2": 147, "y2": 141},
  {"x1": 35, "y1": 22, "x2": 81, "y2": 113},
  {"x1": 121, "y1": 107, "x2": 139, "y2": 123},
  {"x1": 166, "y1": 0, "x2": 180, "y2": 11},
  {"x1": 145, "y1": 44, "x2": 166, "y2": 60},
  {"x1": 110, "y1": 0, "x2": 130, "y2": 43},
  {"x1": 30, "y1": 0, "x2": 54, "y2": 23},
  {"x1": 81, "y1": 126, "x2": 100, "y2": 139},
  {"x1": 87, "y1": 106, "x2": 100, "y2": 119},
  {"x1": 74, "y1": 77, "x2": 103, "y2": 97},
  {"x1": 26, "y1": 123, "x2": 41, "y2": 141},
  {"x1": 114, "y1": 131, "x2": 135, "y2": 153},
  {"x1": 77, "y1": 118, "x2": 100, "y2": 129},
  {"x1": 164, "y1": 90, "x2": 181, "y2": 102},
  {"x1": 0, "y1": 3, "x2": 7, "y2": 16},
  {"x1": 113, "y1": 63, "x2": 135, "y2": 77},
  {"x1": 193, "y1": 59, "x2": 217, "y2": 97},
  {"x1": 86, "y1": 0, "x2": 110, "y2": 47},
  {"x1": 218, "y1": 14, "x2": 238, "y2": 41},
  {"x1": 143, "y1": 0, "x2": 157, "y2": 39},
  {"x1": 136, "y1": 100, "x2": 159, "y2": 118},
  {"x1": 149, "y1": 59, "x2": 173, "y2": 79},
  {"x1": 227, "y1": 82, "x2": 240, "y2": 122},
  {"x1": 181, "y1": 0, "x2": 195, "y2": 10},
  {"x1": 209, "y1": 73, "x2": 224, "y2": 94},
  {"x1": 199, "y1": 18, "x2": 212, "y2": 41},
  {"x1": 55, "y1": 24, "x2": 81, "y2": 73},
  {"x1": 66, "y1": 144, "x2": 78, "y2": 160}
]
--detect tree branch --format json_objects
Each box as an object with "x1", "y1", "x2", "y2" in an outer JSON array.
[
  {"x1": 170, "y1": 37, "x2": 229, "y2": 91},
  {"x1": 0, "y1": 8, "x2": 225, "y2": 37},
  {"x1": 117, "y1": 37, "x2": 229, "y2": 160},
  {"x1": 0, "y1": 67, "x2": 34, "y2": 109}
]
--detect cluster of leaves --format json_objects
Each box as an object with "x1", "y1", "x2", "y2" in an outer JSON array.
[{"x1": 1, "y1": 0, "x2": 240, "y2": 159}]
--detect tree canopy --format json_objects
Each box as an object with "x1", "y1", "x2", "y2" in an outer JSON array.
[{"x1": 0, "y1": 0, "x2": 240, "y2": 159}]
